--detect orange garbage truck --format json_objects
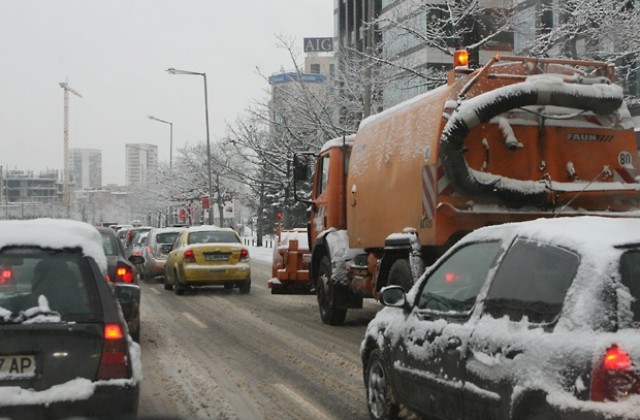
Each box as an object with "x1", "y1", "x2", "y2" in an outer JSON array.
[{"x1": 270, "y1": 52, "x2": 640, "y2": 325}]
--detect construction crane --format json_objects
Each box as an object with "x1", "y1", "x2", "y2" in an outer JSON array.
[{"x1": 59, "y1": 80, "x2": 82, "y2": 217}]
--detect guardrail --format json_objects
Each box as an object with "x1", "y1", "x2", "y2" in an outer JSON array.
[{"x1": 242, "y1": 238, "x2": 274, "y2": 248}]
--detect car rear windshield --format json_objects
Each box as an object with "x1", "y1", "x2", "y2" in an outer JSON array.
[
  {"x1": 188, "y1": 231, "x2": 239, "y2": 244},
  {"x1": 0, "y1": 247, "x2": 100, "y2": 322},
  {"x1": 618, "y1": 250, "x2": 640, "y2": 324},
  {"x1": 157, "y1": 232, "x2": 180, "y2": 244},
  {"x1": 483, "y1": 238, "x2": 579, "y2": 324}
]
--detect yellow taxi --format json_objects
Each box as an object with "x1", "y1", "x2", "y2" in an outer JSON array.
[{"x1": 164, "y1": 226, "x2": 251, "y2": 295}]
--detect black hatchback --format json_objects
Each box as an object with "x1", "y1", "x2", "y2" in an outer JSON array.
[
  {"x1": 0, "y1": 218, "x2": 140, "y2": 419},
  {"x1": 362, "y1": 217, "x2": 640, "y2": 420},
  {"x1": 97, "y1": 226, "x2": 143, "y2": 342}
]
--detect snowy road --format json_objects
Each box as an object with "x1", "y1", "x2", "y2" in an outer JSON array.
[{"x1": 136, "y1": 250, "x2": 380, "y2": 419}]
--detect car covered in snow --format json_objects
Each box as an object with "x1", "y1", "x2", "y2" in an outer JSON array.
[
  {"x1": 361, "y1": 216, "x2": 640, "y2": 420},
  {"x1": 0, "y1": 219, "x2": 141, "y2": 419}
]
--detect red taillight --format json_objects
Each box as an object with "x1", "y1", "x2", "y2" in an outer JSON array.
[
  {"x1": 146, "y1": 246, "x2": 153, "y2": 256},
  {"x1": 240, "y1": 249, "x2": 249, "y2": 260},
  {"x1": 0, "y1": 269, "x2": 12, "y2": 285},
  {"x1": 97, "y1": 323, "x2": 130, "y2": 380},
  {"x1": 591, "y1": 345, "x2": 639, "y2": 402},
  {"x1": 105, "y1": 323, "x2": 124, "y2": 340},
  {"x1": 116, "y1": 266, "x2": 134, "y2": 283},
  {"x1": 605, "y1": 346, "x2": 632, "y2": 371},
  {"x1": 183, "y1": 249, "x2": 196, "y2": 263}
]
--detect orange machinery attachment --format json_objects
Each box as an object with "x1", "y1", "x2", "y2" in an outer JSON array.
[
  {"x1": 271, "y1": 51, "x2": 640, "y2": 323},
  {"x1": 268, "y1": 227, "x2": 312, "y2": 294}
]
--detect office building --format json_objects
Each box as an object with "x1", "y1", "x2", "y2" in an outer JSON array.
[
  {"x1": 125, "y1": 143, "x2": 158, "y2": 187},
  {"x1": 70, "y1": 148, "x2": 102, "y2": 190}
]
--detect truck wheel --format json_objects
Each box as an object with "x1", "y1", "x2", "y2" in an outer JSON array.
[
  {"x1": 317, "y1": 256, "x2": 347, "y2": 326},
  {"x1": 366, "y1": 349, "x2": 399, "y2": 420},
  {"x1": 388, "y1": 259, "x2": 413, "y2": 292}
]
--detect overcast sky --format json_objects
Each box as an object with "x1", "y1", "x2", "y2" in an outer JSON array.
[{"x1": 1, "y1": 0, "x2": 334, "y2": 185}]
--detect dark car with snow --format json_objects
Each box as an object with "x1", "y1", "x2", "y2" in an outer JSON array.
[
  {"x1": 97, "y1": 226, "x2": 143, "y2": 342},
  {"x1": 0, "y1": 219, "x2": 140, "y2": 419},
  {"x1": 361, "y1": 217, "x2": 640, "y2": 420}
]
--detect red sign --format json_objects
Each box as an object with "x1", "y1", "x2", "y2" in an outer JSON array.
[{"x1": 201, "y1": 195, "x2": 210, "y2": 209}]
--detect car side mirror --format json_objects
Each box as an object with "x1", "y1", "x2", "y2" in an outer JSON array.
[{"x1": 380, "y1": 285, "x2": 408, "y2": 309}]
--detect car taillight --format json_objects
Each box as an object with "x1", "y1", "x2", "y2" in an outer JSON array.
[
  {"x1": 116, "y1": 265, "x2": 134, "y2": 283},
  {"x1": 97, "y1": 323, "x2": 131, "y2": 380},
  {"x1": 240, "y1": 249, "x2": 249, "y2": 261},
  {"x1": 591, "y1": 345, "x2": 640, "y2": 401},
  {"x1": 0, "y1": 269, "x2": 12, "y2": 285},
  {"x1": 184, "y1": 249, "x2": 196, "y2": 263},
  {"x1": 146, "y1": 246, "x2": 154, "y2": 257}
]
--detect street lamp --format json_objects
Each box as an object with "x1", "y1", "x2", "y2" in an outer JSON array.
[
  {"x1": 166, "y1": 67, "x2": 213, "y2": 225},
  {"x1": 147, "y1": 115, "x2": 173, "y2": 169}
]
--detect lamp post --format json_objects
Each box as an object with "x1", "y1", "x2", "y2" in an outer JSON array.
[
  {"x1": 166, "y1": 67, "x2": 213, "y2": 225},
  {"x1": 147, "y1": 115, "x2": 173, "y2": 169}
]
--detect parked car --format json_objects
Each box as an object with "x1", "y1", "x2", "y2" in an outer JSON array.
[
  {"x1": 0, "y1": 218, "x2": 140, "y2": 419},
  {"x1": 97, "y1": 226, "x2": 143, "y2": 342},
  {"x1": 140, "y1": 227, "x2": 185, "y2": 283},
  {"x1": 164, "y1": 226, "x2": 251, "y2": 295},
  {"x1": 361, "y1": 216, "x2": 640, "y2": 420}
]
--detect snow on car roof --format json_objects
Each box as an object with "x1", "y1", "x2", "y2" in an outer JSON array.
[
  {"x1": 0, "y1": 218, "x2": 107, "y2": 271},
  {"x1": 465, "y1": 216, "x2": 640, "y2": 253}
]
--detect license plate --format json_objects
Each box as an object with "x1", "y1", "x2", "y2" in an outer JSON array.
[
  {"x1": 0, "y1": 354, "x2": 36, "y2": 379},
  {"x1": 205, "y1": 253, "x2": 228, "y2": 262}
]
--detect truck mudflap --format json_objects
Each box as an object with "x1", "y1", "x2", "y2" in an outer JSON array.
[{"x1": 440, "y1": 76, "x2": 626, "y2": 208}]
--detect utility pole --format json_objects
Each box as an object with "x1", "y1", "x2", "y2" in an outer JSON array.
[{"x1": 59, "y1": 79, "x2": 82, "y2": 218}]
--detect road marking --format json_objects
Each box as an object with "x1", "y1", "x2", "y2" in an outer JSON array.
[
  {"x1": 274, "y1": 383, "x2": 332, "y2": 420},
  {"x1": 149, "y1": 287, "x2": 161, "y2": 295},
  {"x1": 182, "y1": 312, "x2": 207, "y2": 329}
]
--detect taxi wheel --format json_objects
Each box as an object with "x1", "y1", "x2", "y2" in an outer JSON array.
[
  {"x1": 239, "y1": 279, "x2": 251, "y2": 294},
  {"x1": 163, "y1": 271, "x2": 173, "y2": 290},
  {"x1": 174, "y1": 270, "x2": 185, "y2": 295}
]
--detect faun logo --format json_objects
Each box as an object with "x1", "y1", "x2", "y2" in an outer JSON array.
[{"x1": 566, "y1": 133, "x2": 614, "y2": 142}]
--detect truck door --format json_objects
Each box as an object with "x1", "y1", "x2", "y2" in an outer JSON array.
[{"x1": 310, "y1": 153, "x2": 331, "y2": 238}]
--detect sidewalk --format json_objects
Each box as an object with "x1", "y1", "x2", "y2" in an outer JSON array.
[{"x1": 247, "y1": 245, "x2": 274, "y2": 263}]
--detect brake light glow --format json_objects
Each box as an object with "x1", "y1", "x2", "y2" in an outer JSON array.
[
  {"x1": 184, "y1": 249, "x2": 196, "y2": 262},
  {"x1": 445, "y1": 272, "x2": 461, "y2": 283},
  {"x1": 240, "y1": 249, "x2": 249, "y2": 260},
  {"x1": 0, "y1": 269, "x2": 12, "y2": 284},
  {"x1": 591, "y1": 345, "x2": 639, "y2": 402},
  {"x1": 97, "y1": 323, "x2": 130, "y2": 380},
  {"x1": 116, "y1": 266, "x2": 134, "y2": 283},
  {"x1": 605, "y1": 346, "x2": 632, "y2": 371},
  {"x1": 104, "y1": 323, "x2": 124, "y2": 340}
]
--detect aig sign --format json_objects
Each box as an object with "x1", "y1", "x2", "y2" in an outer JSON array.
[{"x1": 304, "y1": 37, "x2": 333, "y2": 52}]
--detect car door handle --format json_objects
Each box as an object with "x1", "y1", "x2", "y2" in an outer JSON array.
[{"x1": 446, "y1": 336, "x2": 462, "y2": 350}]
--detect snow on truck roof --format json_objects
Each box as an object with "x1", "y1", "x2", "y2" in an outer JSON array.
[{"x1": 0, "y1": 218, "x2": 107, "y2": 271}]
